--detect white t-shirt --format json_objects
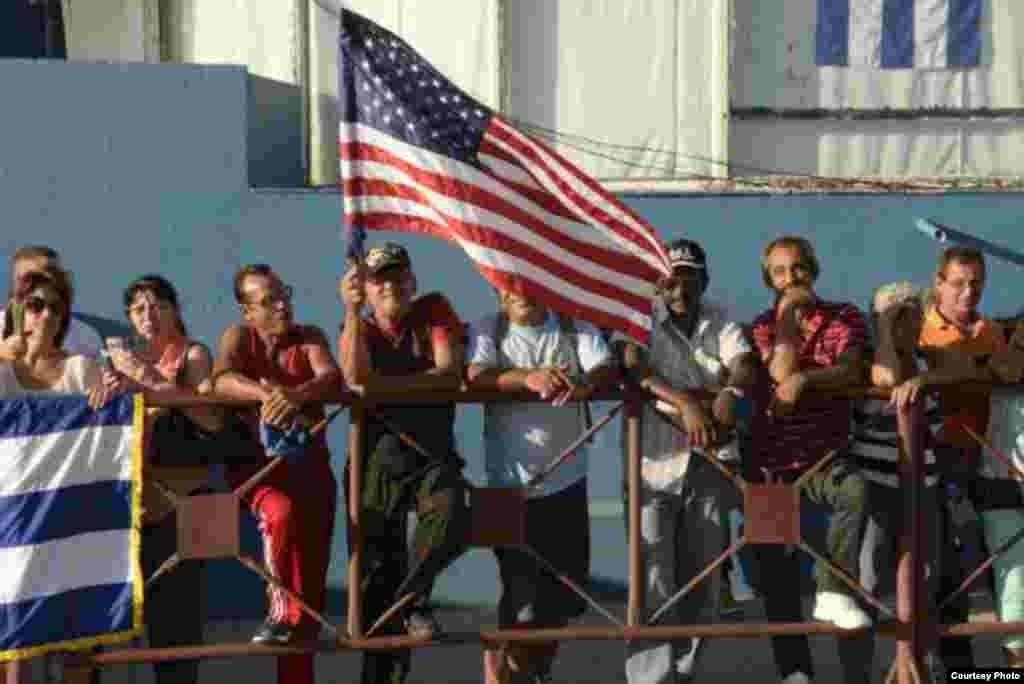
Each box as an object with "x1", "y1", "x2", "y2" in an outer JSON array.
[
  {"x1": 467, "y1": 312, "x2": 612, "y2": 498},
  {"x1": 0, "y1": 355, "x2": 100, "y2": 397},
  {"x1": 614, "y1": 302, "x2": 752, "y2": 494}
]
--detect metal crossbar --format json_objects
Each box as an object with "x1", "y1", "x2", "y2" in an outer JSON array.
[
  {"x1": 54, "y1": 385, "x2": 1024, "y2": 684},
  {"x1": 938, "y1": 424, "x2": 1024, "y2": 612}
]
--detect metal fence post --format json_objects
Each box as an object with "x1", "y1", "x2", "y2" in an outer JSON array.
[
  {"x1": 895, "y1": 399, "x2": 932, "y2": 683},
  {"x1": 348, "y1": 404, "x2": 366, "y2": 639},
  {"x1": 625, "y1": 394, "x2": 643, "y2": 627}
]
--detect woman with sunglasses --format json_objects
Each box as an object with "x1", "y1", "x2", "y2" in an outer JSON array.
[
  {"x1": 102, "y1": 274, "x2": 221, "y2": 684},
  {"x1": 0, "y1": 268, "x2": 113, "y2": 404},
  {"x1": 0, "y1": 267, "x2": 116, "y2": 684}
]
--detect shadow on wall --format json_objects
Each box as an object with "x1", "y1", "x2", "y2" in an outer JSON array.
[{"x1": 248, "y1": 75, "x2": 305, "y2": 189}]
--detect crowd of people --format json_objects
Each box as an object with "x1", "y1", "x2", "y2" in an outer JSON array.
[{"x1": 1, "y1": 235, "x2": 1023, "y2": 684}]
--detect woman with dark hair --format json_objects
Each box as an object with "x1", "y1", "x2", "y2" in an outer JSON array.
[
  {"x1": 102, "y1": 274, "x2": 220, "y2": 684},
  {"x1": 0, "y1": 267, "x2": 115, "y2": 684},
  {"x1": 0, "y1": 267, "x2": 111, "y2": 403}
]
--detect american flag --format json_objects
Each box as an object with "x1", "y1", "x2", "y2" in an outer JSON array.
[{"x1": 337, "y1": 9, "x2": 671, "y2": 343}]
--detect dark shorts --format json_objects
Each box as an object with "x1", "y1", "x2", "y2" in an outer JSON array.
[{"x1": 493, "y1": 478, "x2": 590, "y2": 628}]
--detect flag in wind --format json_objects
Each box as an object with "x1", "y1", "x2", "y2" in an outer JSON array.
[
  {"x1": 337, "y1": 9, "x2": 672, "y2": 343},
  {"x1": 0, "y1": 395, "x2": 143, "y2": 660},
  {"x1": 816, "y1": 0, "x2": 981, "y2": 69}
]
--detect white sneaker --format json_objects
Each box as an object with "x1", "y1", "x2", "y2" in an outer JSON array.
[
  {"x1": 781, "y1": 673, "x2": 812, "y2": 684},
  {"x1": 811, "y1": 591, "x2": 872, "y2": 630}
]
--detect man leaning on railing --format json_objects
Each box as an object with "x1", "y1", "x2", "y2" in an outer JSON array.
[
  {"x1": 843, "y1": 281, "x2": 944, "y2": 683},
  {"x1": 917, "y1": 245, "x2": 1020, "y2": 672},
  {"x1": 614, "y1": 237, "x2": 758, "y2": 684},
  {"x1": 465, "y1": 283, "x2": 618, "y2": 684},
  {"x1": 338, "y1": 242, "x2": 471, "y2": 684},
  {"x1": 210, "y1": 264, "x2": 341, "y2": 684},
  {"x1": 747, "y1": 236, "x2": 871, "y2": 684}
]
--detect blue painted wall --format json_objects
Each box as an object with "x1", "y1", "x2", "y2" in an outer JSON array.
[{"x1": 3, "y1": 60, "x2": 1024, "y2": 611}]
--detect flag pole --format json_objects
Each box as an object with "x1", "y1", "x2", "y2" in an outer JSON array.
[{"x1": 914, "y1": 217, "x2": 1024, "y2": 268}]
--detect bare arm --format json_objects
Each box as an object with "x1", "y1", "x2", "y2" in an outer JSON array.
[
  {"x1": 711, "y1": 351, "x2": 759, "y2": 427},
  {"x1": 340, "y1": 287, "x2": 465, "y2": 393},
  {"x1": 283, "y1": 326, "x2": 343, "y2": 403},
  {"x1": 618, "y1": 342, "x2": 708, "y2": 405},
  {"x1": 767, "y1": 332, "x2": 801, "y2": 384},
  {"x1": 890, "y1": 344, "x2": 994, "y2": 410},
  {"x1": 801, "y1": 349, "x2": 868, "y2": 390},
  {"x1": 399, "y1": 333, "x2": 464, "y2": 393},
  {"x1": 466, "y1": 364, "x2": 534, "y2": 391},
  {"x1": 210, "y1": 325, "x2": 269, "y2": 403},
  {"x1": 619, "y1": 341, "x2": 718, "y2": 447},
  {"x1": 871, "y1": 310, "x2": 912, "y2": 388},
  {"x1": 339, "y1": 306, "x2": 371, "y2": 390},
  {"x1": 466, "y1": 323, "x2": 561, "y2": 395},
  {"x1": 764, "y1": 298, "x2": 805, "y2": 384},
  {"x1": 723, "y1": 350, "x2": 759, "y2": 392},
  {"x1": 581, "y1": 362, "x2": 620, "y2": 394},
  {"x1": 918, "y1": 347, "x2": 994, "y2": 387},
  {"x1": 769, "y1": 297, "x2": 869, "y2": 415},
  {"x1": 343, "y1": 322, "x2": 465, "y2": 394},
  {"x1": 170, "y1": 344, "x2": 224, "y2": 431}
]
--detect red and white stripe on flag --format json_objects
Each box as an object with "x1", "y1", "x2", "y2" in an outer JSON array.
[{"x1": 339, "y1": 117, "x2": 671, "y2": 344}]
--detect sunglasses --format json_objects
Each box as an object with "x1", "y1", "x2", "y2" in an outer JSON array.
[{"x1": 23, "y1": 296, "x2": 64, "y2": 315}]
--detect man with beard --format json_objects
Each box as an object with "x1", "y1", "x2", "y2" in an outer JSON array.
[
  {"x1": 748, "y1": 236, "x2": 871, "y2": 684},
  {"x1": 616, "y1": 238, "x2": 758, "y2": 684},
  {"x1": 338, "y1": 242, "x2": 470, "y2": 684},
  {"x1": 211, "y1": 264, "x2": 342, "y2": 683}
]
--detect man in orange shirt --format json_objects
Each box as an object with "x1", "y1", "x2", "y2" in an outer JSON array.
[
  {"x1": 901, "y1": 245, "x2": 1006, "y2": 672},
  {"x1": 915, "y1": 250, "x2": 1004, "y2": 459}
]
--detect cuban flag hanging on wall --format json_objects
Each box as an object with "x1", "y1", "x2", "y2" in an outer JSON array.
[{"x1": 816, "y1": 0, "x2": 982, "y2": 69}]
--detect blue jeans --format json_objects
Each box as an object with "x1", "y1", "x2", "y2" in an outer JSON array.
[{"x1": 624, "y1": 458, "x2": 738, "y2": 684}]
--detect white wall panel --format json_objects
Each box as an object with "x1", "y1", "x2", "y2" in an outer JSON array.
[
  {"x1": 506, "y1": 1, "x2": 720, "y2": 181},
  {"x1": 964, "y1": 124, "x2": 1024, "y2": 176},
  {"x1": 731, "y1": 119, "x2": 962, "y2": 177},
  {"x1": 160, "y1": 0, "x2": 302, "y2": 84},
  {"x1": 310, "y1": 0, "x2": 499, "y2": 185},
  {"x1": 62, "y1": 0, "x2": 159, "y2": 63}
]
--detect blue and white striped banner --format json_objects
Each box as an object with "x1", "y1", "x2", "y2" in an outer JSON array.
[
  {"x1": 816, "y1": 0, "x2": 982, "y2": 69},
  {"x1": 0, "y1": 394, "x2": 143, "y2": 661}
]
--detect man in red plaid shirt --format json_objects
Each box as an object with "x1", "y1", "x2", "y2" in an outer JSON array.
[{"x1": 747, "y1": 236, "x2": 871, "y2": 684}]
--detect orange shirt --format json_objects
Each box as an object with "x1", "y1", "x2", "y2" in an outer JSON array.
[{"x1": 918, "y1": 306, "x2": 1005, "y2": 450}]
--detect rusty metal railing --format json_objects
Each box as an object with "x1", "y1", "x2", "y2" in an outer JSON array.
[{"x1": 58, "y1": 384, "x2": 1024, "y2": 684}]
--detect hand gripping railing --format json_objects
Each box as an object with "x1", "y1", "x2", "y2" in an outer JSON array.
[{"x1": 61, "y1": 384, "x2": 1024, "y2": 684}]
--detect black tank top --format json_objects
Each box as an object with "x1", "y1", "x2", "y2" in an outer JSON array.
[{"x1": 365, "y1": 318, "x2": 456, "y2": 460}]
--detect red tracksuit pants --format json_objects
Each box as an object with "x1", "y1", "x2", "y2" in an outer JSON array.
[{"x1": 247, "y1": 457, "x2": 337, "y2": 684}]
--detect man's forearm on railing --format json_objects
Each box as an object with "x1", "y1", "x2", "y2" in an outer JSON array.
[
  {"x1": 466, "y1": 366, "x2": 533, "y2": 392},
  {"x1": 288, "y1": 370, "x2": 345, "y2": 404},
  {"x1": 211, "y1": 371, "x2": 269, "y2": 403}
]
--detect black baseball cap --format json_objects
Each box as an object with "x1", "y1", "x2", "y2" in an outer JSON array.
[
  {"x1": 364, "y1": 242, "x2": 411, "y2": 276},
  {"x1": 666, "y1": 239, "x2": 707, "y2": 271}
]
